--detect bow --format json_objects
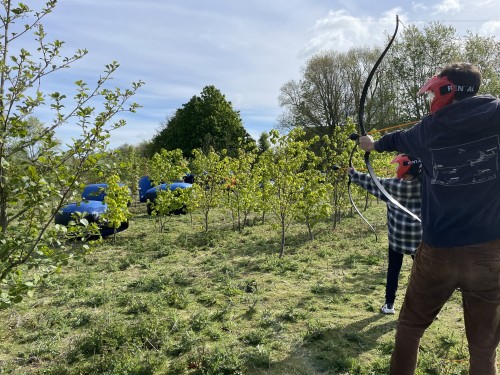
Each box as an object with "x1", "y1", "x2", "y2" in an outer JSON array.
[
  {"x1": 356, "y1": 14, "x2": 421, "y2": 223},
  {"x1": 347, "y1": 135, "x2": 378, "y2": 241}
]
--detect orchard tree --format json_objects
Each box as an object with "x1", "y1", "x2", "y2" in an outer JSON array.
[
  {"x1": 150, "y1": 85, "x2": 254, "y2": 157},
  {"x1": 259, "y1": 128, "x2": 319, "y2": 257},
  {"x1": 252, "y1": 153, "x2": 274, "y2": 224},
  {"x1": 190, "y1": 148, "x2": 230, "y2": 232},
  {"x1": 223, "y1": 148, "x2": 260, "y2": 231},
  {"x1": 150, "y1": 188, "x2": 191, "y2": 233},
  {"x1": 0, "y1": 1, "x2": 143, "y2": 306},
  {"x1": 295, "y1": 166, "x2": 332, "y2": 241},
  {"x1": 111, "y1": 144, "x2": 150, "y2": 202},
  {"x1": 148, "y1": 148, "x2": 189, "y2": 186},
  {"x1": 147, "y1": 149, "x2": 190, "y2": 229},
  {"x1": 318, "y1": 118, "x2": 360, "y2": 228},
  {"x1": 102, "y1": 174, "x2": 132, "y2": 244}
]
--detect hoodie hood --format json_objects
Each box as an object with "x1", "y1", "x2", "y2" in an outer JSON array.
[{"x1": 433, "y1": 95, "x2": 500, "y2": 132}]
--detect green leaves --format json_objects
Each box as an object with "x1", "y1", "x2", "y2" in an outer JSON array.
[
  {"x1": 149, "y1": 188, "x2": 190, "y2": 233},
  {"x1": 221, "y1": 148, "x2": 259, "y2": 232},
  {"x1": 102, "y1": 175, "x2": 132, "y2": 243},
  {"x1": 258, "y1": 128, "x2": 323, "y2": 256},
  {"x1": 0, "y1": 0, "x2": 143, "y2": 306},
  {"x1": 149, "y1": 148, "x2": 189, "y2": 186},
  {"x1": 11, "y1": 3, "x2": 30, "y2": 16},
  {"x1": 149, "y1": 85, "x2": 253, "y2": 157},
  {"x1": 190, "y1": 148, "x2": 230, "y2": 232}
]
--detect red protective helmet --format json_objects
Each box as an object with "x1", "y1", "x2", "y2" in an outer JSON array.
[
  {"x1": 391, "y1": 154, "x2": 421, "y2": 179},
  {"x1": 417, "y1": 75, "x2": 455, "y2": 113}
]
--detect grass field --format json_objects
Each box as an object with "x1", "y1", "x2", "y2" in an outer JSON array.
[{"x1": 0, "y1": 200, "x2": 482, "y2": 374}]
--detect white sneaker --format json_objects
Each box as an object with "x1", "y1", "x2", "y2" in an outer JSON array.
[{"x1": 381, "y1": 303, "x2": 395, "y2": 314}]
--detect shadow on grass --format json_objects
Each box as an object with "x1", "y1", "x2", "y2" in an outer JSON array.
[{"x1": 254, "y1": 314, "x2": 395, "y2": 375}]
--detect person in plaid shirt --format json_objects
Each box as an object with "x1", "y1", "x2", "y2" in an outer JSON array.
[{"x1": 349, "y1": 154, "x2": 422, "y2": 314}]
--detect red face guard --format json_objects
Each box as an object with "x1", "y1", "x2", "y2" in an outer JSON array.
[
  {"x1": 391, "y1": 154, "x2": 421, "y2": 179},
  {"x1": 418, "y1": 75, "x2": 455, "y2": 113}
]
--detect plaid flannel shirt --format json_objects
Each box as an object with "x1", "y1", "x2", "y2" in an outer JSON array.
[{"x1": 349, "y1": 170, "x2": 422, "y2": 255}]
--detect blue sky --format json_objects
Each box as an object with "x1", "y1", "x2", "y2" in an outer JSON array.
[{"x1": 25, "y1": 0, "x2": 500, "y2": 148}]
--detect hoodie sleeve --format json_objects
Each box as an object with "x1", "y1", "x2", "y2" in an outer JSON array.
[{"x1": 374, "y1": 122, "x2": 426, "y2": 157}]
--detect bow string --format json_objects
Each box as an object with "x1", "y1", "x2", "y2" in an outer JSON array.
[
  {"x1": 347, "y1": 135, "x2": 378, "y2": 241},
  {"x1": 350, "y1": 14, "x2": 421, "y2": 230}
]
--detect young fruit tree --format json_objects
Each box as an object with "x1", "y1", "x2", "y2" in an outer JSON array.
[
  {"x1": 223, "y1": 148, "x2": 260, "y2": 231},
  {"x1": 102, "y1": 174, "x2": 132, "y2": 244},
  {"x1": 259, "y1": 129, "x2": 320, "y2": 257},
  {"x1": 190, "y1": 148, "x2": 230, "y2": 232},
  {"x1": 0, "y1": 1, "x2": 143, "y2": 307}
]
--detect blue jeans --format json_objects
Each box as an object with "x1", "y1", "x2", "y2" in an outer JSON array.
[{"x1": 390, "y1": 238, "x2": 500, "y2": 374}]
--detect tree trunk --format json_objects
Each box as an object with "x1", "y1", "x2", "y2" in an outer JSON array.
[
  {"x1": 307, "y1": 222, "x2": 314, "y2": 241},
  {"x1": 279, "y1": 217, "x2": 286, "y2": 258}
]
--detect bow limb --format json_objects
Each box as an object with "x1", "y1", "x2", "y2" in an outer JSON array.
[
  {"x1": 348, "y1": 142, "x2": 378, "y2": 241},
  {"x1": 358, "y1": 15, "x2": 421, "y2": 223}
]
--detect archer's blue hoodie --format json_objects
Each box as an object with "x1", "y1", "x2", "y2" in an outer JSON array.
[{"x1": 375, "y1": 95, "x2": 500, "y2": 247}]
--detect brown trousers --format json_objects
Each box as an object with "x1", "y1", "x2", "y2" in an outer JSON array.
[{"x1": 390, "y1": 238, "x2": 500, "y2": 375}]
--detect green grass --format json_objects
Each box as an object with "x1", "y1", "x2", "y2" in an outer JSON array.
[{"x1": 0, "y1": 202, "x2": 481, "y2": 374}]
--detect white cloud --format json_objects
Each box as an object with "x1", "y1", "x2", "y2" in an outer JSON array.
[
  {"x1": 433, "y1": 0, "x2": 462, "y2": 14},
  {"x1": 412, "y1": 2, "x2": 428, "y2": 12},
  {"x1": 300, "y1": 8, "x2": 404, "y2": 57},
  {"x1": 481, "y1": 20, "x2": 500, "y2": 35},
  {"x1": 301, "y1": 10, "x2": 370, "y2": 56}
]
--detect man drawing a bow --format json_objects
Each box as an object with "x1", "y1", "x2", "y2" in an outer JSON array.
[{"x1": 359, "y1": 63, "x2": 500, "y2": 375}]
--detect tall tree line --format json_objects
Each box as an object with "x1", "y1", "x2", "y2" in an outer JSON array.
[{"x1": 279, "y1": 22, "x2": 500, "y2": 138}]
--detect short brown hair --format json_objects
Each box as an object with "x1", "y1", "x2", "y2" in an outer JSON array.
[{"x1": 439, "y1": 63, "x2": 481, "y2": 100}]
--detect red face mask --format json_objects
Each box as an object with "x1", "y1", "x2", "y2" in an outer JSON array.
[
  {"x1": 391, "y1": 154, "x2": 420, "y2": 179},
  {"x1": 417, "y1": 75, "x2": 455, "y2": 113}
]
